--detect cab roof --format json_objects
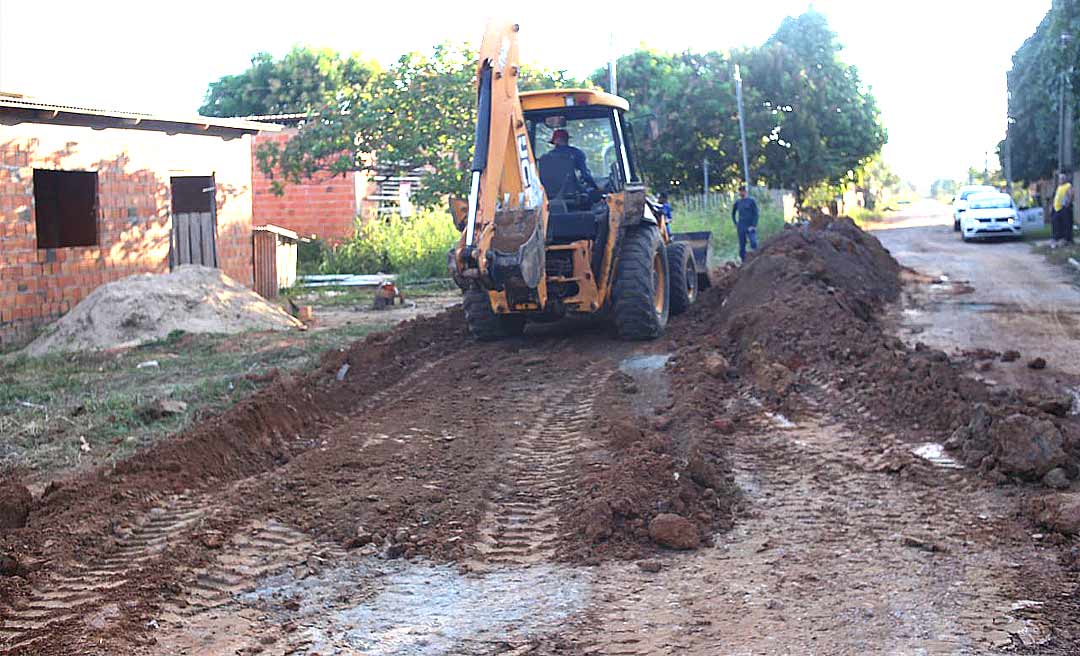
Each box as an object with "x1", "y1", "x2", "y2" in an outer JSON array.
[{"x1": 519, "y1": 88, "x2": 630, "y2": 113}]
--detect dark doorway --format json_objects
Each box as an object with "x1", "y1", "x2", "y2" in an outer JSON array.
[
  {"x1": 169, "y1": 175, "x2": 218, "y2": 269},
  {"x1": 33, "y1": 169, "x2": 98, "y2": 249}
]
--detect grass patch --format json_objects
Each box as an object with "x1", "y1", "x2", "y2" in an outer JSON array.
[
  {"x1": 0, "y1": 320, "x2": 389, "y2": 478},
  {"x1": 672, "y1": 194, "x2": 787, "y2": 263},
  {"x1": 316, "y1": 210, "x2": 458, "y2": 282}
]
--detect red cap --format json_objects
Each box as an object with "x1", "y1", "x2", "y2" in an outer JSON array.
[{"x1": 550, "y1": 129, "x2": 569, "y2": 144}]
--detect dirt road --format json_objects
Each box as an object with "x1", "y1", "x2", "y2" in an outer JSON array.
[
  {"x1": 872, "y1": 200, "x2": 1080, "y2": 394},
  {"x1": 2, "y1": 212, "x2": 1079, "y2": 655}
]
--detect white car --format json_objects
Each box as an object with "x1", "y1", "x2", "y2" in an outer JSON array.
[
  {"x1": 952, "y1": 185, "x2": 997, "y2": 231},
  {"x1": 960, "y1": 191, "x2": 1021, "y2": 241}
]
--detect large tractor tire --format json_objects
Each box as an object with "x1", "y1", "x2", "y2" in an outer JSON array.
[
  {"x1": 666, "y1": 241, "x2": 698, "y2": 316},
  {"x1": 463, "y1": 289, "x2": 526, "y2": 341},
  {"x1": 613, "y1": 225, "x2": 670, "y2": 340}
]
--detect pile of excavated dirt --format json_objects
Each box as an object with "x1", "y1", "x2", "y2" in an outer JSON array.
[
  {"x1": 671, "y1": 216, "x2": 988, "y2": 433},
  {"x1": 558, "y1": 409, "x2": 737, "y2": 562},
  {"x1": 665, "y1": 215, "x2": 1080, "y2": 491},
  {"x1": 25, "y1": 265, "x2": 301, "y2": 356}
]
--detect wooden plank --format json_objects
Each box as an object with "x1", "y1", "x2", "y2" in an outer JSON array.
[
  {"x1": 188, "y1": 214, "x2": 201, "y2": 266},
  {"x1": 199, "y1": 212, "x2": 215, "y2": 267},
  {"x1": 176, "y1": 214, "x2": 192, "y2": 265}
]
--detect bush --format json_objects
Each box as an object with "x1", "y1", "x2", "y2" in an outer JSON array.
[{"x1": 320, "y1": 210, "x2": 459, "y2": 281}]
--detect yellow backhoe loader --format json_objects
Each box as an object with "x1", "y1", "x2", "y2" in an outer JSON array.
[{"x1": 449, "y1": 21, "x2": 710, "y2": 340}]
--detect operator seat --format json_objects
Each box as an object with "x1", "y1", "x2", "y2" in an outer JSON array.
[{"x1": 539, "y1": 149, "x2": 597, "y2": 243}]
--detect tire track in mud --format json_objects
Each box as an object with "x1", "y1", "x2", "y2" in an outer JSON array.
[
  {"x1": 150, "y1": 520, "x2": 341, "y2": 656},
  {"x1": 0, "y1": 494, "x2": 205, "y2": 654},
  {"x1": 574, "y1": 383, "x2": 1054, "y2": 655},
  {"x1": 0, "y1": 352, "x2": 456, "y2": 655},
  {"x1": 474, "y1": 371, "x2": 607, "y2": 566}
]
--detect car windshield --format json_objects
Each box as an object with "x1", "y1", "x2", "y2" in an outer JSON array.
[
  {"x1": 959, "y1": 188, "x2": 995, "y2": 200},
  {"x1": 968, "y1": 195, "x2": 1012, "y2": 209},
  {"x1": 529, "y1": 115, "x2": 619, "y2": 187}
]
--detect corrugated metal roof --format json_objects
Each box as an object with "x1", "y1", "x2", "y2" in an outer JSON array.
[{"x1": 0, "y1": 96, "x2": 283, "y2": 139}]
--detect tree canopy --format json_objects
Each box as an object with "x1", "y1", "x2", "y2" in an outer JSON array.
[
  {"x1": 1004, "y1": 1, "x2": 1080, "y2": 182},
  {"x1": 210, "y1": 10, "x2": 886, "y2": 208},
  {"x1": 199, "y1": 46, "x2": 378, "y2": 117}
]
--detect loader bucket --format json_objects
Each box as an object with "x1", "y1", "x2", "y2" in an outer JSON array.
[{"x1": 672, "y1": 231, "x2": 712, "y2": 289}]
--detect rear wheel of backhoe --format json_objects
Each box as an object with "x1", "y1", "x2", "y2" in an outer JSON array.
[
  {"x1": 613, "y1": 225, "x2": 670, "y2": 340},
  {"x1": 667, "y1": 241, "x2": 697, "y2": 316},
  {"x1": 463, "y1": 289, "x2": 526, "y2": 341}
]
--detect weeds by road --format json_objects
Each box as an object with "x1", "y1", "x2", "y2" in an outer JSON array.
[
  {"x1": 672, "y1": 195, "x2": 786, "y2": 263},
  {"x1": 0, "y1": 281, "x2": 459, "y2": 480}
]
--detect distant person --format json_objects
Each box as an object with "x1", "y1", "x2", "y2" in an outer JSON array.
[
  {"x1": 1053, "y1": 173, "x2": 1074, "y2": 247},
  {"x1": 658, "y1": 192, "x2": 673, "y2": 238},
  {"x1": 731, "y1": 185, "x2": 759, "y2": 261}
]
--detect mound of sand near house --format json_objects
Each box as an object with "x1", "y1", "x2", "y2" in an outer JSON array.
[{"x1": 26, "y1": 265, "x2": 301, "y2": 356}]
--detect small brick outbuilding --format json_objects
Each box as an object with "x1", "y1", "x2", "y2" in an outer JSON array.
[{"x1": 0, "y1": 94, "x2": 280, "y2": 346}]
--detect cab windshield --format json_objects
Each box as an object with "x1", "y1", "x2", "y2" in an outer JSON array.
[{"x1": 527, "y1": 113, "x2": 620, "y2": 190}]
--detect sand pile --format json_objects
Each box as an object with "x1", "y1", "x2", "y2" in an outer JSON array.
[{"x1": 26, "y1": 265, "x2": 301, "y2": 356}]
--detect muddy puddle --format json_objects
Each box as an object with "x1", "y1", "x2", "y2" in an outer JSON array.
[{"x1": 234, "y1": 557, "x2": 591, "y2": 654}]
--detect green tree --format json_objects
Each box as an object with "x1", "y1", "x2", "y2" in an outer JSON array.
[
  {"x1": 742, "y1": 11, "x2": 887, "y2": 203},
  {"x1": 257, "y1": 43, "x2": 579, "y2": 208},
  {"x1": 199, "y1": 46, "x2": 378, "y2": 118},
  {"x1": 1004, "y1": 1, "x2": 1080, "y2": 182}
]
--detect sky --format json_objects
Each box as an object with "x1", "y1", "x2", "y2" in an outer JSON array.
[{"x1": 0, "y1": 0, "x2": 1052, "y2": 190}]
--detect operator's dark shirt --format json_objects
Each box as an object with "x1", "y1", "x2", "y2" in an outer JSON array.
[
  {"x1": 551, "y1": 144, "x2": 598, "y2": 189},
  {"x1": 732, "y1": 196, "x2": 759, "y2": 228}
]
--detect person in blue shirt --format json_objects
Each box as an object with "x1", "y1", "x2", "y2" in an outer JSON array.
[
  {"x1": 658, "y1": 193, "x2": 673, "y2": 238},
  {"x1": 731, "y1": 185, "x2": 759, "y2": 261},
  {"x1": 549, "y1": 129, "x2": 598, "y2": 190}
]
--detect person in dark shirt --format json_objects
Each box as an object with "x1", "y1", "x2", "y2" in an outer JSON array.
[
  {"x1": 731, "y1": 185, "x2": 759, "y2": 261},
  {"x1": 658, "y1": 192, "x2": 673, "y2": 238},
  {"x1": 549, "y1": 129, "x2": 598, "y2": 190}
]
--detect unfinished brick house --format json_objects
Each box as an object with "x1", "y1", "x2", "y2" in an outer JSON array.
[
  {"x1": 250, "y1": 117, "x2": 426, "y2": 242},
  {"x1": 0, "y1": 95, "x2": 280, "y2": 346}
]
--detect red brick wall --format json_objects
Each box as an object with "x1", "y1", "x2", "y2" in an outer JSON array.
[
  {"x1": 252, "y1": 131, "x2": 374, "y2": 243},
  {"x1": 0, "y1": 125, "x2": 255, "y2": 347}
]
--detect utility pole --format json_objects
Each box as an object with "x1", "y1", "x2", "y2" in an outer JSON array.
[
  {"x1": 1005, "y1": 72, "x2": 1014, "y2": 194},
  {"x1": 1059, "y1": 33, "x2": 1075, "y2": 175},
  {"x1": 608, "y1": 33, "x2": 617, "y2": 96},
  {"x1": 733, "y1": 64, "x2": 751, "y2": 190},
  {"x1": 703, "y1": 159, "x2": 710, "y2": 207}
]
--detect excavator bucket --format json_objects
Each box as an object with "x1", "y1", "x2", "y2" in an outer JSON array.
[{"x1": 672, "y1": 231, "x2": 712, "y2": 289}]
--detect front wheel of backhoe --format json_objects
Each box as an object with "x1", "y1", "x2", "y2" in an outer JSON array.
[
  {"x1": 613, "y1": 225, "x2": 670, "y2": 340},
  {"x1": 463, "y1": 289, "x2": 526, "y2": 341},
  {"x1": 666, "y1": 241, "x2": 698, "y2": 316}
]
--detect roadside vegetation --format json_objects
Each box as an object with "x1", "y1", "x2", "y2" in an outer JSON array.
[
  {"x1": 0, "y1": 280, "x2": 457, "y2": 479},
  {"x1": 672, "y1": 193, "x2": 786, "y2": 263},
  {"x1": 304, "y1": 210, "x2": 458, "y2": 281}
]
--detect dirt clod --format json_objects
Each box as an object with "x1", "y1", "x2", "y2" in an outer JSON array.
[
  {"x1": 1044, "y1": 468, "x2": 1072, "y2": 490},
  {"x1": 991, "y1": 414, "x2": 1068, "y2": 480},
  {"x1": 648, "y1": 513, "x2": 700, "y2": 550},
  {"x1": 0, "y1": 482, "x2": 32, "y2": 529},
  {"x1": 1031, "y1": 493, "x2": 1080, "y2": 535},
  {"x1": 1028, "y1": 357, "x2": 1048, "y2": 370}
]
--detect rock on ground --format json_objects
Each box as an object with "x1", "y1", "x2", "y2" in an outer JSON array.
[
  {"x1": 25, "y1": 265, "x2": 301, "y2": 356},
  {"x1": 0, "y1": 482, "x2": 32, "y2": 529},
  {"x1": 648, "y1": 513, "x2": 700, "y2": 550},
  {"x1": 991, "y1": 414, "x2": 1068, "y2": 480},
  {"x1": 1033, "y1": 493, "x2": 1080, "y2": 535}
]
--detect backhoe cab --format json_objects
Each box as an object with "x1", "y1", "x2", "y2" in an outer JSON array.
[{"x1": 450, "y1": 22, "x2": 710, "y2": 340}]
